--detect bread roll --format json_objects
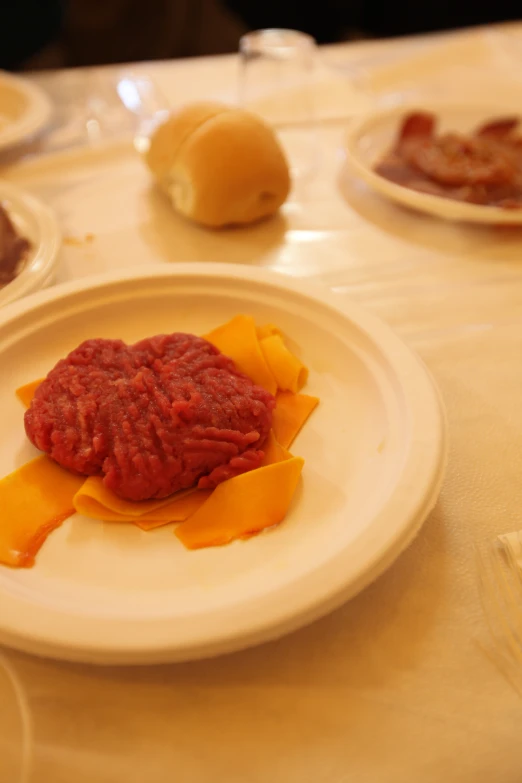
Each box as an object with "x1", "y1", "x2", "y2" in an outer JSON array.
[{"x1": 145, "y1": 102, "x2": 291, "y2": 228}]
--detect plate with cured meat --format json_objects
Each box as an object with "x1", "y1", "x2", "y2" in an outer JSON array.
[
  {"x1": 345, "y1": 102, "x2": 522, "y2": 224},
  {"x1": 0, "y1": 264, "x2": 446, "y2": 664}
]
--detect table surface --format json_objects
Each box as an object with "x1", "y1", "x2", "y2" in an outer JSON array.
[{"x1": 2, "y1": 22, "x2": 522, "y2": 783}]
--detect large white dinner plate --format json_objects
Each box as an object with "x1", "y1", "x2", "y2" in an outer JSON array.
[
  {"x1": 345, "y1": 102, "x2": 522, "y2": 224},
  {"x1": 0, "y1": 264, "x2": 447, "y2": 664},
  {"x1": 0, "y1": 71, "x2": 52, "y2": 152},
  {"x1": 0, "y1": 181, "x2": 62, "y2": 308}
]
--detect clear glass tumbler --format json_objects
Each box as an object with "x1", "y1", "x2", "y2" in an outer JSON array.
[
  {"x1": 0, "y1": 653, "x2": 32, "y2": 783},
  {"x1": 239, "y1": 29, "x2": 318, "y2": 179}
]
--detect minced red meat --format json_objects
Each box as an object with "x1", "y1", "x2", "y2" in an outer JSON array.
[{"x1": 24, "y1": 333, "x2": 275, "y2": 501}]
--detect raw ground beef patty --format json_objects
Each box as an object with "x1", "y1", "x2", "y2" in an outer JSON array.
[{"x1": 25, "y1": 333, "x2": 275, "y2": 501}]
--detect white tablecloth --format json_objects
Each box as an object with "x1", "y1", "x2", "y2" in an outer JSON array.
[{"x1": 2, "y1": 23, "x2": 522, "y2": 783}]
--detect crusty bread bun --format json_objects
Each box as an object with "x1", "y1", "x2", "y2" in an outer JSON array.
[{"x1": 145, "y1": 102, "x2": 291, "y2": 228}]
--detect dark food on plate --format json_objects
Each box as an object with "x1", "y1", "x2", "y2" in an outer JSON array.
[
  {"x1": 0, "y1": 203, "x2": 30, "y2": 287},
  {"x1": 374, "y1": 112, "x2": 522, "y2": 208},
  {"x1": 25, "y1": 333, "x2": 275, "y2": 502}
]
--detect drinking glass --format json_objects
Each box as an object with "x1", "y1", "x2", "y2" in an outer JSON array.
[{"x1": 239, "y1": 29, "x2": 318, "y2": 178}]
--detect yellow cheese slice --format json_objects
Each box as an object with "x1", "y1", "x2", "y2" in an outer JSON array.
[
  {"x1": 134, "y1": 491, "x2": 212, "y2": 530},
  {"x1": 73, "y1": 476, "x2": 211, "y2": 529},
  {"x1": 272, "y1": 391, "x2": 319, "y2": 449},
  {"x1": 74, "y1": 476, "x2": 193, "y2": 518},
  {"x1": 260, "y1": 429, "x2": 292, "y2": 466},
  {"x1": 256, "y1": 323, "x2": 282, "y2": 341},
  {"x1": 260, "y1": 334, "x2": 308, "y2": 393},
  {"x1": 204, "y1": 314, "x2": 277, "y2": 395},
  {"x1": 0, "y1": 456, "x2": 84, "y2": 568},
  {"x1": 176, "y1": 456, "x2": 304, "y2": 549}
]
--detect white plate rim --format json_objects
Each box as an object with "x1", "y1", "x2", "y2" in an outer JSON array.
[
  {"x1": 0, "y1": 263, "x2": 447, "y2": 664},
  {"x1": 345, "y1": 100, "x2": 522, "y2": 224},
  {"x1": 0, "y1": 71, "x2": 52, "y2": 151},
  {"x1": 0, "y1": 180, "x2": 62, "y2": 308}
]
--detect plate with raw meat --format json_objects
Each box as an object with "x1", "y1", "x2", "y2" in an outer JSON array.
[
  {"x1": 345, "y1": 102, "x2": 522, "y2": 224},
  {"x1": 0, "y1": 264, "x2": 446, "y2": 664}
]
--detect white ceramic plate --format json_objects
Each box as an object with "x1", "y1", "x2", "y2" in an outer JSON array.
[
  {"x1": 345, "y1": 102, "x2": 522, "y2": 224},
  {"x1": 0, "y1": 71, "x2": 52, "y2": 152},
  {"x1": 0, "y1": 264, "x2": 447, "y2": 664},
  {"x1": 0, "y1": 181, "x2": 62, "y2": 308}
]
